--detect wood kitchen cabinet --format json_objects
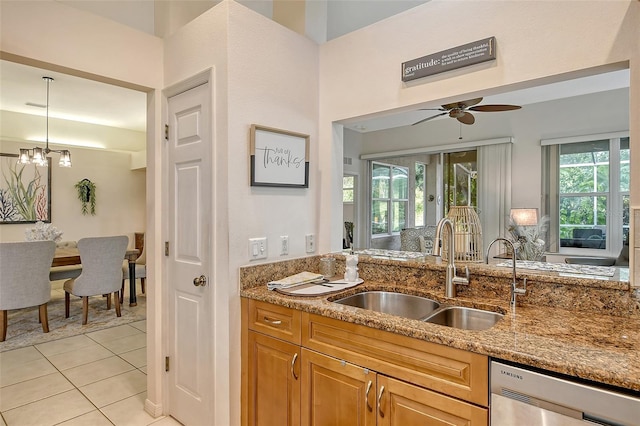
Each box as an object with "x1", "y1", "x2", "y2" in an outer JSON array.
[
  {"x1": 243, "y1": 299, "x2": 302, "y2": 426},
  {"x1": 301, "y1": 348, "x2": 486, "y2": 426},
  {"x1": 301, "y1": 348, "x2": 376, "y2": 426},
  {"x1": 242, "y1": 298, "x2": 489, "y2": 426},
  {"x1": 247, "y1": 331, "x2": 300, "y2": 426}
]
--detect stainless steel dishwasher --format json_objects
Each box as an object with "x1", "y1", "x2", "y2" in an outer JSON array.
[{"x1": 490, "y1": 360, "x2": 640, "y2": 425}]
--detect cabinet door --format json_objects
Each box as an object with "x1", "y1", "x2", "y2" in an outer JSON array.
[
  {"x1": 248, "y1": 331, "x2": 301, "y2": 426},
  {"x1": 301, "y1": 348, "x2": 377, "y2": 426},
  {"x1": 377, "y1": 375, "x2": 488, "y2": 426}
]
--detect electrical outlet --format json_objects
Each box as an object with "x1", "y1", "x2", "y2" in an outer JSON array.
[
  {"x1": 280, "y1": 236, "x2": 289, "y2": 255},
  {"x1": 249, "y1": 237, "x2": 267, "y2": 260},
  {"x1": 305, "y1": 234, "x2": 315, "y2": 253}
]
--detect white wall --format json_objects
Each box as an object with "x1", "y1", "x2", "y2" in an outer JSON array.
[
  {"x1": 0, "y1": 140, "x2": 146, "y2": 245},
  {"x1": 318, "y1": 0, "x2": 640, "y2": 255},
  {"x1": 164, "y1": 2, "x2": 319, "y2": 424}
]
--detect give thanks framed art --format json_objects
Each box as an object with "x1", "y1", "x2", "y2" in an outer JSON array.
[{"x1": 250, "y1": 124, "x2": 309, "y2": 188}]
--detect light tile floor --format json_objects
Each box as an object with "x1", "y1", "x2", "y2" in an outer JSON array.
[{"x1": 0, "y1": 321, "x2": 181, "y2": 426}]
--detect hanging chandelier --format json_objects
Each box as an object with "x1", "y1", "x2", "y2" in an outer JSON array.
[{"x1": 18, "y1": 76, "x2": 72, "y2": 167}]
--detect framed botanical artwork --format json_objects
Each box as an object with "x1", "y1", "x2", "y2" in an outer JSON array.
[
  {"x1": 0, "y1": 153, "x2": 51, "y2": 223},
  {"x1": 250, "y1": 124, "x2": 310, "y2": 188}
]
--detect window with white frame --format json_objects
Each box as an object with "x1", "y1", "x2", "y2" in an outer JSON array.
[
  {"x1": 371, "y1": 162, "x2": 408, "y2": 236},
  {"x1": 543, "y1": 133, "x2": 629, "y2": 255},
  {"x1": 343, "y1": 175, "x2": 354, "y2": 203}
]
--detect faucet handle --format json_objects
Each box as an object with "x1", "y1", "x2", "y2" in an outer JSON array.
[
  {"x1": 452, "y1": 265, "x2": 470, "y2": 285},
  {"x1": 513, "y1": 277, "x2": 527, "y2": 295}
]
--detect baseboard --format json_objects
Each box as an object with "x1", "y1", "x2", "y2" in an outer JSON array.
[{"x1": 145, "y1": 398, "x2": 163, "y2": 418}]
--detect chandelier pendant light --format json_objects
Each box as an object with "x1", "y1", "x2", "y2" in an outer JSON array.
[{"x1": 18, "y1": 76, "x2": 72, "y2": 167}]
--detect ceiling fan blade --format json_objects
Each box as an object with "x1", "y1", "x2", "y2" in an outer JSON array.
[
  {"x1": 457, "y1": 112, "x2": 475, "y2": 125},
  {"x1": 441, "y1": 97, "x2": 483, "y2": 110},
  {"x1": 469, "y1": 104, "x2": 522, "y2": 112},
  {"x1": 412, "y1": 111, "x2": 448, "y2": 126}
]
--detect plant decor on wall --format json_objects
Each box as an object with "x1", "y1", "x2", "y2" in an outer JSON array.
[{"x1": 75, "y1": 178, "x2": 96, "y2": 215}]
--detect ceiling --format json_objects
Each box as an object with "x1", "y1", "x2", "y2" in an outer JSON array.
[
  {"x1": 0, "y1": 60, "x2": 147, "y2": 132},
  {"x1": 342, "y1": 68, "x2": 630, "y2": 133}
]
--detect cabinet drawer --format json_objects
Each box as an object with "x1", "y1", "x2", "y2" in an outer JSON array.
[
  {"x1": 248, "y1": 300, "x2": 301, "y2": 344},
  {"x1": 302, "y1": 312, "x2": 488, "y2": 407}
]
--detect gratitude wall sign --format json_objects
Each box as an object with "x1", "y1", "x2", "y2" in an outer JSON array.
[{"x1": 402, "y1": 37, "x2": 496, "y2": 82}]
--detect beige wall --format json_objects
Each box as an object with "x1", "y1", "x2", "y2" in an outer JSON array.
[{"x1": 0, "y1": 140, "x2": 146, "y2": 245}]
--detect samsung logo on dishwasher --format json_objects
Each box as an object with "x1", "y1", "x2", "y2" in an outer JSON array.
[{"x1": 500, "y1": 369, "x2": 523, "y2": 380}]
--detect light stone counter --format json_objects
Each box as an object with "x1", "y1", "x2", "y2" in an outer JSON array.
[{"x1": 240, "y1": 253, "x2": 640, "y2": 392}]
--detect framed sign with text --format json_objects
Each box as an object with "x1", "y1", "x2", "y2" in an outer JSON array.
[{"x1": 250, "y1": 124, "x2": 310, "y2": 188}]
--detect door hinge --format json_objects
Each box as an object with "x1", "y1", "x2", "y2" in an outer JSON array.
[
  {"x1": 165, "y1": 241, "x2": 170, "y2": 256},
  {"x1": 165, "y1": 356, "x2": 170, "y2": 372},
  {"x1": 165, "y1": 124, "x2": 169, "y2": 141}
]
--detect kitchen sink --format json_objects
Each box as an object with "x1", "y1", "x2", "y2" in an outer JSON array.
[
  {"x1": 423, "y1": 306, "x2": 503, "y2": 331},
  {"x1": 333, "y1": 291, "x2": 440, "y2": 320}
]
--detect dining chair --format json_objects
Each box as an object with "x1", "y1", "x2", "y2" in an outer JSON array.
[
  {"x1": 120, "y1": 242, "x2": 146, "y2": 304},
  {"x1": 0, "y1": 240, "x2": 56, "y2": 341},
  {"x1": 64, "y1": 235, "x2": 128, "y2": 325}
]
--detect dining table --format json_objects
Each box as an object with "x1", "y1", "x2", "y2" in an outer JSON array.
[{"x1": 53, "y1": 247, "x2": 141, "y2": 306}]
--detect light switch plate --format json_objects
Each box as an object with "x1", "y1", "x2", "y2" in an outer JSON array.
[
  {"x1": 249, "y1": 237, "x2": 267, "y2": 260},
  {"x1": 280, "y1": 236, "x2": 289, "y2": 255},
  {"x1": 305, "y1": 234, "x2": 315, "y2": 253}
]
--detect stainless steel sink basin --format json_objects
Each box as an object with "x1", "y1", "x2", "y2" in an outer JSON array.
[
  {"x1": 423, "y1": 306, "x2": 503, "y2": 331},
  {"x1": 333, "y1": 291, "x2": 440, "y2": 320}
]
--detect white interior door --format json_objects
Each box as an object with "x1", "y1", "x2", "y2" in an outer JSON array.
[{"x1": 167, "y1": 81, "x2": 212, "y2": 425}]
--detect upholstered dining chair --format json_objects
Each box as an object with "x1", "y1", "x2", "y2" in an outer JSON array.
[
  {"x1": 64, "y1": 235, "x2": 128, "y2": 325},
  {"x1": 0, "y1": 240, "x2": 56, "y2": 341},
  {"x1": 120, "y1": 242, "x2": 146, "y2": 304}
]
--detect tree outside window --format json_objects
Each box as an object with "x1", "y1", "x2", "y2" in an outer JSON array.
[
  {"x1": 553, "y1": 136, "x2": 629, "y2": 253},
  {"x1": 371, "y1": 162, "x2": 408, "y2": 235},
  {"x1": 415, "y1": 163, "x2": 426, "y2": 227}
]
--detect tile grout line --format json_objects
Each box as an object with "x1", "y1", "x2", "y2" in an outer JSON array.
[{"x1": 1, "y1": 323, "x2": 147, "y2": 426}]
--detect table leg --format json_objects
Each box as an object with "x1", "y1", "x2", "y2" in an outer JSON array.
[{"x1": 129, "y1": 260, "x2": 137, "y2": 306}]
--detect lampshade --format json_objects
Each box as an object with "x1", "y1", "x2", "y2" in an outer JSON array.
[{"x1": 510, "y1": 208, "x2": 538, "y2": 226}]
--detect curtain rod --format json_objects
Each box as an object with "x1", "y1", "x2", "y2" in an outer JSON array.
[{"x1": 360, "y1": 137, "x2": 513, "y2": 160}]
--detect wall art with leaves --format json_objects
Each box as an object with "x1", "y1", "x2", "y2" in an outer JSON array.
[{"x1": 0, "y1": 153, "x2": 51, "y2": 224}]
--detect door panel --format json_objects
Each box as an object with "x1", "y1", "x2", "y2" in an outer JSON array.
[
  {"x1": 248, "y1": 331, "x2": 301, "y2": 426},
  {"x1": 377, "y1": 375, "x2": 487, "y2": 426},
  {"x1": 167, "y1": 82, "x2": 212, "y2": 425},
  {"x1": 301, "y1": 348, "x2": 376, "y2": 426}
]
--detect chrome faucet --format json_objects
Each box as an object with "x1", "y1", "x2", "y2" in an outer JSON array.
[
  {"x1": 485, "y1": 238, "x2": 527, "y2": 308},
  {"x1": 433, "y1": 218, "x2": 469, "y2": 298}
]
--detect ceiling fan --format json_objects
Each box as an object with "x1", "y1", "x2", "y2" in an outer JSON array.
[{"x1": 412, "y1": 97, "x2": 521, "y2": 126}]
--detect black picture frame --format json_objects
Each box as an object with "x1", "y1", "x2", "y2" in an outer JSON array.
[{"x1": 250, "y1": 124, "x2": 309, "y2": 188}]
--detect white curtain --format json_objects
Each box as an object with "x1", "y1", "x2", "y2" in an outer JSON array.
[{"x1": 477, "y1": 143, "x2": 512, "y2": 254}]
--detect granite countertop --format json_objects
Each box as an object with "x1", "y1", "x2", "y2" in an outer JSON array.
[{"x1": 241, "y1": 279, "x2": 640, "y2": 393}]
